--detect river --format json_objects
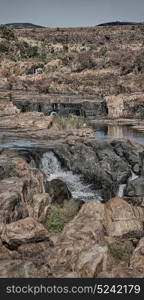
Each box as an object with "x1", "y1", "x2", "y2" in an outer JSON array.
[
  {"x1": 0, "y1": 122, "x2": 143, "y2": 202},
  {"x1": 1, "y1": 123, "x2": 144, "y2": 148}
]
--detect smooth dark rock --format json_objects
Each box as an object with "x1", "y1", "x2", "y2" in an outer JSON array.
[
  {"x1": 124, "y1": 177, "x2": 144, "y2": 197},
  {"x1": 54, "y1": 139, "x2": 134, "y2": 201},
  {"x1": 45, "y1": 178, "x2": 71, "y2": 205}
]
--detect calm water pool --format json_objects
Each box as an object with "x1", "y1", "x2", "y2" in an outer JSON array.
[{"x1": 94, "y1": 123, "x2": 144, "y2": 145}]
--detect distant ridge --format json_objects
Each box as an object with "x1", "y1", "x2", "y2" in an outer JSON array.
[
  {"x1": 5, "y1": 23, "x2": 45, "y2": 29},
  {"x1": 97, "y1": 21, "x2": 144, "y2": 26}
]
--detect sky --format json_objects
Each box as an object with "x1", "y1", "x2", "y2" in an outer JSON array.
[{"x1": 0, "y1": 0, "x2": 144, "y2": 27}]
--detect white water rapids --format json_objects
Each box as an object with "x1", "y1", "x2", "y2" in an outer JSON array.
[
  {"x1": 40, "y1": 152, "x2": 139, "y2": 202},
  {"x1": 40, "y1": 151, "x2": 103, "y2": 202}
]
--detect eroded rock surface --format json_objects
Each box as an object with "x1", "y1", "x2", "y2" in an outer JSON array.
[
  {"x1": 46, "y1": 198, "x2": 144, "y2": 278},
  {"x1": 0, "y1": 111, "x2": 53, "y2": 129},
  {"x1": 0, "y1": 260, "x2": 52, "y2": 278},
  {"x1": 0, "y1": 177, "x2": 28, "y2": 225},
  {"x1": 1, "y1": 217, "x2": 50, "y2": 249},
  {"x1": 130, "y1": 238, "x2": 144, "y2": 276},
  {"x1": 104, "y1": 198, "x2": 144, "y2": 237},
  {"x1": 31, "y1": 193, "x2": 51, "y2": 222},
  {"x1": 0, "y1": 100, "x2": 20, "y2": 117},
  {"x1": 53, "y1": 138, "x2": 142, "y2": 201}
]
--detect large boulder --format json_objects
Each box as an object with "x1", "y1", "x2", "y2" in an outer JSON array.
[
  {"x1": 11, "y1": 157, "x2": 46, "y2": 195},
  {"x1": 0, "y1": 101, "x2": 20, "y2": 117},
  {"x1": 124, "y1": 177, "x2": 144, "y2": 197},
  {"x1": 74, "y1": 244, "x2": 108, "y2": 278},
  {"x1": 124, "y1": 177, "x2": 144, "y2": 206},
  {"x1": 30, "y1": 193, "x2": 51, "y2": 222},
  {"x1": 47, "y1": 198, "x2": 144, "y2": 277},
  {"x1": 1, "y1": 217, "x2": 50, "y2": 249},
  {"x1": 0, "y1": 177, "x2": 28, "y2": 225},
  {"x1": 130, "y1": 238, "x2": 144, "y2": 276},
  {"x1": 47, "y1": 200, "x2": 107, "y2": 277},
  {"x1": 0, "y1": 151, "x2": 52, "y2": 227},
  {"x1": 0, "y1": 153, "x2": 46, "y2": 197},
  {"x1": 104, "y1": 198, "x2": 144, "y2": 237},
  {"x1": 0, "y1": 155, "x2": 18, "y2": 180},
  {"x1": 46, "y1": 179, "x2": 71, "y2": 205}
]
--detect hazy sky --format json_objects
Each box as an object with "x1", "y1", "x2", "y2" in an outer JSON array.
[{"x1": 0, "y1": 0, "x2": 144, "y2": 27}]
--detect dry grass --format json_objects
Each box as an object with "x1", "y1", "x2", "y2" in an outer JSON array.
[
  {"x1": 52, "y1": 115, "x2": 86, "y2": 130},
  {"x1": 1, "y1": 25, "x2": 144, "y2": 96}
]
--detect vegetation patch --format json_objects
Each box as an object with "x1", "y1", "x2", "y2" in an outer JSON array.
[
  {"x1": 98, "y1": 46, "x2": 107, "y2": 57},
  {"x1": 52, "y1": 114, "x2": 86, "y2": 130},
  {"x1": 0, "y1": 41, "x2": 9, "y2": 53},
  {"x1": 44, "y1": 199, "x2": 79, "y2": 233},
  {"x1": 26, "y1": 46, "x2": 39, "y2": 58},
  {"x1": 0, "y1": 25, "x2": 15, "y2": 40},
  {"x1": 72, "y1": 51, "x2": 96, "y2": 72},
  {"x1": 109, "y1": 240, "x2": 134, "y2": 262},
  {"x1": 1, "y1": 25, "x2": 144, "y2": 95}
]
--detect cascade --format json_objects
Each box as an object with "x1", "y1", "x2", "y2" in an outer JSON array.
[{"x1": 40, "y1": 151, "x2": 103, "y2": 202}]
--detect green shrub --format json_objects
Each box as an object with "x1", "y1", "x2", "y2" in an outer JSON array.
[
  {"x1": 27, "y1": 46, "x2": 39, "y2": 58},
  {"x1": 39, "y1": 50, "x2": 47, "y2": 62},
  {"x1": 0, "y1": 25, "x2": 15, "y2": 40},
  {"x1": 44, "y1": 199, "x2": 79, "y2": 233},
  {"x1": 0, "y1": 42, "x2": 9, "y2": 53},
  {"x1": 98, "y1": 47, "x2": 107, "y2": 57},
  {"x1": 45, "y1": 209, "x2": 64, "y2": 233},
  {"x1": 109, "y1": 241, "x2": 133, "y2": 262}
]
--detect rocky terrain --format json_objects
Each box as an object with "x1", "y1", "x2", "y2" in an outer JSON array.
[
  {"x1": 1, "y1": 24, "x2": 144, "y2": 278},
  {"x1": 1, "y1": 135, "x2": 144, "y2": 277},
  {"x1": 1, "y1": 24, "x2": 144, "y2": 119},
  {"x1": 0, "y1": 100, "x2": 144, "y2": 277}
]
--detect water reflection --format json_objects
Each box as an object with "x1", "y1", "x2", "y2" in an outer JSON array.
[{"x1": 94, "y1": 124, "x2": 144, "y2": 145}]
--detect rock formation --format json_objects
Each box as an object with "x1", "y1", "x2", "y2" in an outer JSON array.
[{"x1": 0, "y1": 135, "x2": 144, "y2": 277}]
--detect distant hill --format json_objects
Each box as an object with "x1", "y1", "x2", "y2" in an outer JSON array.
[
  {"x1": 97, "y1": 21, "x2": 144, "y2": 26},
  {"x1": 5, "y1": 23, "x2": 45, "y2": 29}
]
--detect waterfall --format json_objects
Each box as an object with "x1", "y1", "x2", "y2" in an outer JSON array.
[
  {"x1": 40, "y1": 151, "x2": 103, "y2": 202},
  {"x1": 129, "y1": 171, "x2": 138, "y2": 182},
  {"x1": 29, "y1": 158, "x2": 36, "y2": 168},
  {"x1": 117, "y1": 170, "x2": 139, "y2": 198},
  {"x1": 117, "y1": 184, "x2": 126, "y2": 198},
  {"x1": 40, "y1": 152, "x2": 61, "y2": 177}
]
